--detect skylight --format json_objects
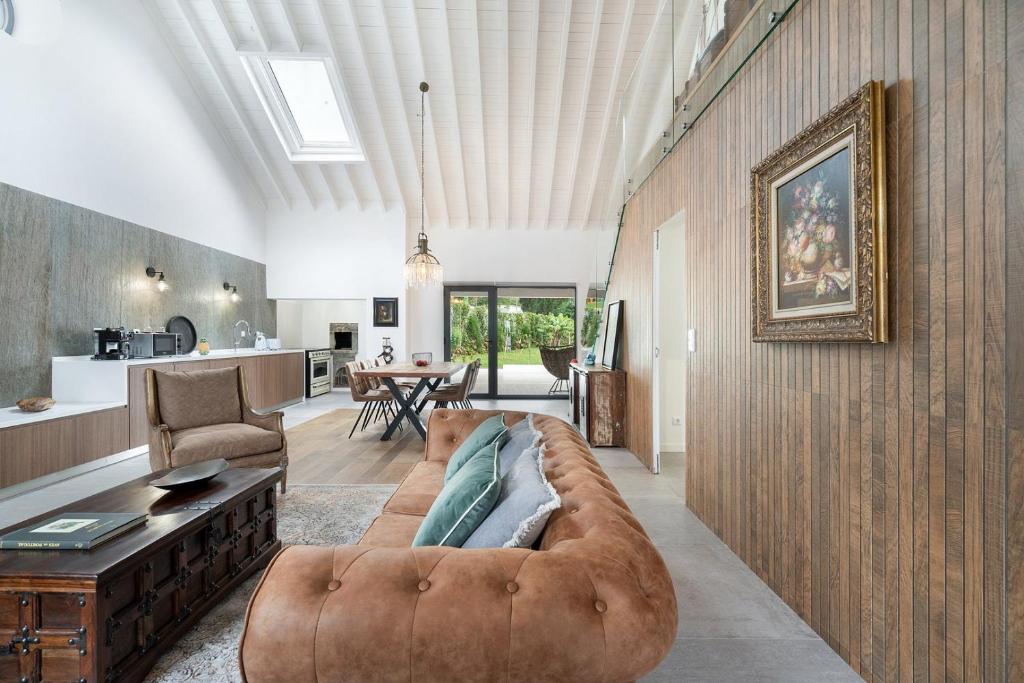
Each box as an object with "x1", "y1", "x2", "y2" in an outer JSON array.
[
  {"x1": 241, "y1": 55, "x2": 364, "y2": 163},
  {"x1": 268, "y1": 59, "x2": 349, "y2": 144}
]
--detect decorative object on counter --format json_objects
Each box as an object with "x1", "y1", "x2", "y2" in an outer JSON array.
[
  {"x1": 254, "y1": 331, "x2": 268, "y2": 351},
  {"x1": 373, "y1": 297, "x2": 399, "y2": 327},
  {"x1": 149, "y1": 458, "x2": 229, "y2": 491},
  {"x1": 0, "y1": 512, "x2": 147, "y2": 550},
  {"x1": 404, "y1": 82, "x2": 444, "y2": 289},
  {"x1": 584, "y1": 347, "x2": 597, "y2": 366},
  {"x1": 92, "y1": 326, "x2": 132, "y2": 360},
  {"x1": 223, "y1": 281, "x2": 240, "y2": 302},
  {"x1": 601, "y1": 300, "x2": 624, "y2": 370},
  {"x1": 197, "y1": 337, "x2": 211, "y2": 355},
  {"x1": 751, "y1": 80, "x2": 888, "y2": 343},
  {"x1": 167, "y1": 315, "x2": 197, "y2": 353},
  {"x1": 145, "y1": 266, "x2": 169, "y2": 291},
  {"x1": 16, "y1": 396, "x2": 55, "y2": 412},
  {"x1": 379, "y1": 337, "x2": 394, "y2": 364},
  {"x1": 267, "y1": 337, "x2": 282, "y2": 351},
  {"x1": 412, "y1": 352, "x2": 432, "y2": 367}
]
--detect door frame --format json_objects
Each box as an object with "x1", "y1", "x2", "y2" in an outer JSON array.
[
  {"x1": 652, "y1": 211, "x2": 685, "y2": 475},
  {"x1": 443, "y1": 284, "x2": 578, "y2": 400}
]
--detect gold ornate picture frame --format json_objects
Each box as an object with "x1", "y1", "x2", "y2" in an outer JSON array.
[{"x1": 751, "y1": 80, "x2": 888, "y2": 343}]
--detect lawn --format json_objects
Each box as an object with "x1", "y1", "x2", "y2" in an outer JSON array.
[{"x1": 453, "y1": 347, "x2": 542, "y2": 368}]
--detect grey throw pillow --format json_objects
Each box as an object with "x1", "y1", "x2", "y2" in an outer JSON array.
[
  {"x1": 498, "y1": 414, "x2": 541, "y2": 477},
  {"x1": 461, "y1": 445, "x2": 560, "y2": 549}
]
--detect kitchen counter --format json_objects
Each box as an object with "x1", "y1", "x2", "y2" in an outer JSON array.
[
  {"x1": 51, "y1": 348, "x2": 304, "y2": 405},
  {"x1": 0, "y1": 401, "x2": 126, "y2": 431}
]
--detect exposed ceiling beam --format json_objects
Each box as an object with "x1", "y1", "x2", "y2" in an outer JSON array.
[
  {"x1": 309, "y1": 0, "x2": 393, "y2": 210},
  {"x1": 342, "y1": 165, "x2": 365, "y2": 211},
  {"x1": 209, "y1": 0, "x2": 238, "y2": 50},
  {"x1": 556, "y1": 0, "x2": 604, "y2": 230},
  {"x1": 241, "y1": 0, "x2": 270, "y2": 52},
  {"x1": 582, "y1": 0, "x2": 635, "y2": 230},
  {"x1": 539, "y1": 0, "x2": 573, "y2": 230},
  {"x1": 174, "y1": 0, "x2": 291, "y2": 208},
  {"x1": 437, "y1": 0, "x2": 472, "y2": 227},
  {"x1": 374, "y1": 0, "x2": 446, "y2": 227},
  {"x1": 467, "y1": 0, "x2": 490, "y2": 230},
  {"x1": 519, "y1": 2, "x2": 542, "y2": 229},
  {"x1": 407, "y1": 2, "x2": 452, "y2": 228},
  {"x1": 276, "y1": 0, "x2": 302, "y2": 52},
  {"x1": 319, "y1": 166, "x2": 342, "y2": 210}
]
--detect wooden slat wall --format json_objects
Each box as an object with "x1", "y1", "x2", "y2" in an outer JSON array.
[{"x1": 604, "y1": 0, "x2": 1021, "y2": 680}]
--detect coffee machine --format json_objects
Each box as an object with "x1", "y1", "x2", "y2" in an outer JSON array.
[{"x1": 93, "y1": 327, "x2": 131, "y2": 360}]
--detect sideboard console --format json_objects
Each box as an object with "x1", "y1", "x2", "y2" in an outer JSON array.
[{"x1": 569, "y1": 362, "x2": 625, "y2": 447}]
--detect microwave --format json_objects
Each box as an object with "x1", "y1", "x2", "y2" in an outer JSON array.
[{"x1": 130, "y1": 332, "x2": 181, "y2": 358}]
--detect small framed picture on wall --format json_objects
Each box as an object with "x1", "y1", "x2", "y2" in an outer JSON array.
[{"x1": 373, "y1": 297, "x2": 399, "y2": 327}]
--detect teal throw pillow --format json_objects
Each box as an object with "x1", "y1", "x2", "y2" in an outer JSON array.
[
  {"x1": 413, "y1": 441, "x2": 502, "y2": 547},
  {"x1": 443, "y1": 413, "x2": 507, "y2": 484}
]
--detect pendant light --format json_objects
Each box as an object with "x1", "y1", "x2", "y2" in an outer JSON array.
[{"x1": 404, "y1": 82, "x2": 443, "y2": 288}]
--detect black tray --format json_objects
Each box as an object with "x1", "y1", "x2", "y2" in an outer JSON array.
[
  {"x1": 167, "y1": 315, "x2": 197, "y2": 354},
  {"x1": 150, "y1": 459, "x2": 229, "y2": 490}
]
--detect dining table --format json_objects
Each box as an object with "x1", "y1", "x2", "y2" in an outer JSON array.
[{"x1": 353, "y1": 361, "x2": 466, "y2": 440}]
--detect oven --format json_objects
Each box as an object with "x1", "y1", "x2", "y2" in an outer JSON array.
[{"x1": 305, "y1": 349, "x2": 333, "y2": 398}]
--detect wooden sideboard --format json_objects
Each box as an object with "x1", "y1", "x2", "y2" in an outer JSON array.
[{"x1": 569, "y1": 362, "x2": 626, "y2": 447}]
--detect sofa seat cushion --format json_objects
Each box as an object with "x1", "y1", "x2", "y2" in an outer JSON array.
[
  {"x1": 358, "y1": 512, "x2": 424, "y2": 547},
  {"x1": 383, "y1": 461, "x2": 446, "y2": 516},
  {"x1": 155, "y1": 367, "x2": 242, "y2": 431},
  {"x1": 170, "y1": 423, "x2": 282, "y2": 467}
]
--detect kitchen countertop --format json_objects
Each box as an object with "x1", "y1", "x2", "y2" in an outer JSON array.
[
  {"x1": 51, "y1": 347, "x2": 304, "y2": 365},
  {"x1": 0, "y1": 401, "x2": 126, "y2": 430}
]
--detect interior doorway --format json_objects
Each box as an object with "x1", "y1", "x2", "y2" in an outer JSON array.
[{"x1": 652, "y1": 213, "x2": 685, "y2": 478}]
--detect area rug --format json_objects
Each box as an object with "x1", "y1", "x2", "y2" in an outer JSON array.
[{"x1": 142, "y1": 483, "x2": 396, "y2": 683}]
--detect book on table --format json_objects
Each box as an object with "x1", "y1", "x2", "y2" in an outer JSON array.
[{"x1": 0, "y1": 512, "x2": 147, "y2": 550}]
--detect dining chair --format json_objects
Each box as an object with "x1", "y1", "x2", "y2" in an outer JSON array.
[
  {"x1": 424, "y1": 359, "x2": 479, "y2": 409},
  {"x1": 345, "y1": 360, "x2": 401, "y2": 438}
]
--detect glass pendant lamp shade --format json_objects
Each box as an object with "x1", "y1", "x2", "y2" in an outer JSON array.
[
  {"x1": 405, "y1": 232, "x2": 443, "y2": 288},
  {"x1": 405, "y1": 81, "x2": 442, "y2": 288}
]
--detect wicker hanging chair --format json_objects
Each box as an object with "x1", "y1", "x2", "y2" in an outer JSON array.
[{"x1": 539, "y1": 345, "x2": 575, "y2": 394}]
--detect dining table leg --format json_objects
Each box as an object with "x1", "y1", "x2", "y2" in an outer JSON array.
[{"x1": 380, "y1": 377, "x2": 431, "y2": 440}]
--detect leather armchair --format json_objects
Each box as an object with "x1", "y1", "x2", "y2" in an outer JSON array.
[{"x1": 145, "y1": 365, "x2": 288, "y2": 492}]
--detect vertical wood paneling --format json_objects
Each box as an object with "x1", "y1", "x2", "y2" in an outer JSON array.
[{"x1": 604, "y1": 0, "x2": 1013, "y2": 679}]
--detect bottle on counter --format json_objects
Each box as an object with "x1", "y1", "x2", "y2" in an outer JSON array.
[{"x1": 197, "y1": 337, "x2": 210, "y2": 355}]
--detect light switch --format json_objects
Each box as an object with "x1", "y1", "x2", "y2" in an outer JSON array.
[{"x1": 687, "y1": 329, "x2": 696, "y2": 353}]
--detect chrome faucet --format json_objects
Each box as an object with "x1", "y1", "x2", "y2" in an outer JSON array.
[{"x1": 232, "y1": 320, "x2": 251, "y2": 353}]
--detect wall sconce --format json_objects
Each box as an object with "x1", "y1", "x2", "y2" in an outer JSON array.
[
  {"x1": 146, "y1": 266, "x2": 169, "y2": 292},
  {"x1": 223, "y1": 282, "x2": 240, "y2": 303}
]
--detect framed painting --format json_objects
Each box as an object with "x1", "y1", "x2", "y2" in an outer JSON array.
[
  {"x1": 751, "y1": 80, "x2": 888, "y2": 343},
  {"x1": 373, "y1": 297, "x2": 399, "y2": 327},
  {"x1": 601, "y1": 300, "x2": 623, "y2": 369}
]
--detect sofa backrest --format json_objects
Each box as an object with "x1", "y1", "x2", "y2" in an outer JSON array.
[{"x1": 152, "y1": 366, "x2": 243, "y2": 432}]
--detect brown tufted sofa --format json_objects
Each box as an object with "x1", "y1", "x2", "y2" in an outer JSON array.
[{"x1": 238, "y1": 410, "x2": 677, "y2": 682}]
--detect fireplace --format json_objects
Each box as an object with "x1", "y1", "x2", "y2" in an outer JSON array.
[{"x1": 329, "y1": 323, "x2": 358, "y2": 387}]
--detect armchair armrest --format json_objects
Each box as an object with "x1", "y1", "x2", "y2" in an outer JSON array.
[
  {"x1": 239, "y1": 543, "x2": 676, "y2": 683},
  {"x1": 242, "y1": 406, "x2": 285, "y2": 433},
  {"x1": 147, "y1": 423, "x2": 173, "y2": 471}
]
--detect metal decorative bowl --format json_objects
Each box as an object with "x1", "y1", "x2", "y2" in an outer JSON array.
[
  {"x1": 150, "y1": 459, "x2": 229, "y2": 491},
  {"x1": 412, "y1": 352, "x2": 432, "y2": 367}
]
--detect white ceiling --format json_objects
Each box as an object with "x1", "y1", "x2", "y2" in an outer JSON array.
[{"x1": 146, "y1": 0, "x2": 665, "y2": 230}]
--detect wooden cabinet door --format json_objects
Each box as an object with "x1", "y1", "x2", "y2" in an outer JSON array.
[{"x1": 279, "y1": 353, "x2": 305, "y2": 404}]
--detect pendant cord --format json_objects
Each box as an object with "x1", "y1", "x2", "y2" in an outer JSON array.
[{"x1": 420, "y1": 84, "x2": 426, "y2": 240}]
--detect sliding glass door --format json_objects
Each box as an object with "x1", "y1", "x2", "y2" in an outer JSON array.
[{"x1": 444, "y1": 285, "x2": 577, "y2": 399}]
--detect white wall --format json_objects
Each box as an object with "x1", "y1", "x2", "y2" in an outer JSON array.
[
  {"x1": 0, "y1": 0, "x2": 265, "y2": 261},
  {"x1": 265, "y1": 205, "x2": 407, "y2": 360},
  {"x1": 276, "y1": 299, "x2": 381, "y2": 359},
  {"x1": 406, "y1": 225, "x2": 617, "y2": 359},
  {"x1": 658, "y1": 220, "x2": 686, "y2": 451}
]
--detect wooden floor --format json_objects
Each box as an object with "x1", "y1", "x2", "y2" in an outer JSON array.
[{"x1": 286, "y1": 409, "x2": 427, "y2": 485}]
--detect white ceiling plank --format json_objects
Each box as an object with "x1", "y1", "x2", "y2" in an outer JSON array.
[
  {"x1": 374, "y1": 0, "x2": 446, "y2": 227},
  {"x1": 437, "y1": 0, "x2": 472, "y2": 228},
  {"x1": 539, "y1": 0, "x2": 573, "y2": 230},
  {"x1": 407, "y1": 3, "x2": 452, "y2": 228},
  {"x1": 319, "y1": 165, "x2": 342, "y2": 210},
  {"x1": 519, "y1": 2, "x2": 541, "y2": 230},
  {"x1": 308, "y1": 0, "x2": 393, "y2": 210},
  {"x1": 173, "y1": 0, "x2": 292, "y2": 208},
  {"x1": 276, "y1": 0, "x2": 303, "y2": 51},
  {"x1": 466, "y1": 0, "x2": 490, "y2": 230},
  {"x1": 240, "y1": 0, "x2": 271, "y2": 51},
  {"x1": 556, "y1": 0, "x2": 604, "y2": 230},
  {"x1": 208, "y1": 0, "x2": 238, "y2": 50},
  {"x1": 503, "y1": 1, "x2": 511, "y2": 230},
  {"x1": 582, "y1": 0, "x2": 635, "y2": 230},
  {"x1": 293, "y1": 165, "x2": 319, "y2": 207},
  {"x1": 343, "y1": 165, "x2": 365, "y2": 211}
]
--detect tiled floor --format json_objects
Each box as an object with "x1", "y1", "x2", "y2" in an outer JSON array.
[{"x1": 0, "y1": 392, "x2": 858, "y2": 681}]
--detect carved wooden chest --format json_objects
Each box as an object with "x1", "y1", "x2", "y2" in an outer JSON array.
[{"x1": 0, "y1": 467, "x2": 281, "y2": 682}]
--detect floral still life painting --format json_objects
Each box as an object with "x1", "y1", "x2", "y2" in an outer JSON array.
[{"x1": 751, "y1": 80, "x2": 888, "y2": 343}]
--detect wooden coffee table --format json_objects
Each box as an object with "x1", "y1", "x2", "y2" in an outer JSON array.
[{"x1": 0, "y1": 466, "x2": 282, "y2": 683}]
